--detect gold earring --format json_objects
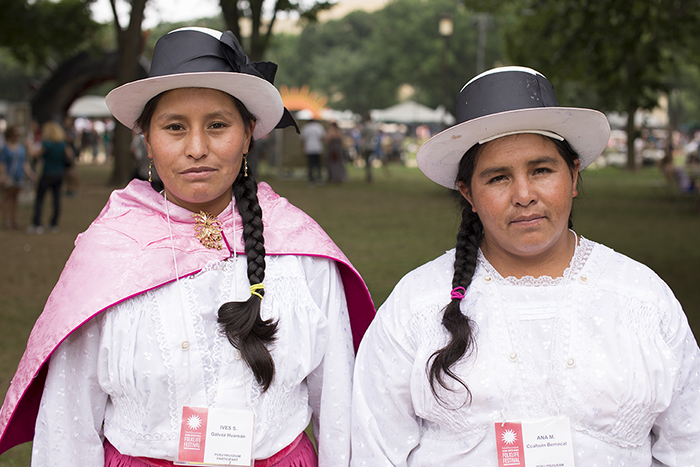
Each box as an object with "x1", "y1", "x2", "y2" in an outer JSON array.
[
  {"x1": 243, "y1": 153, "x2": 248, "y2": 177},
  {"x1": 148, "y1": 159, "x2": 153, "y2": 183}
]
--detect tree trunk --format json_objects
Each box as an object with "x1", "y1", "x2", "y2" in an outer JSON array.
[
  {"x1": 109, "y1": 0, "x2": 148, "y2": 187},
  {"x1": 625, "y1": 105, "x2": 637, "y2": 171},
  {"x1": 249, "y1": 0, "x2": 263, "y2": 61},
  {"x1": 220, "y1": 0, "x2": 241, "y2": 40},
  {"x1": 219, "y1": 0, "x2": 328, "y2": 61},
  {"x1": 219, "y1": 0, "x2": 281, "y2": 60}
]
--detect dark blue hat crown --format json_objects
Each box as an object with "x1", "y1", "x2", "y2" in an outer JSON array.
[{"x1": 456, "y1": 68, "x2": 559, "y2": 124}]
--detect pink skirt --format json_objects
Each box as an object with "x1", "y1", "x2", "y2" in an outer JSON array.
[{"x1": 104, "y1": 432, "x2": 318, "y2": 467}]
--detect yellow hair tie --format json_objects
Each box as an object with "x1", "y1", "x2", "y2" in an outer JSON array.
[{"x1": 250, "y1": 283, "x2": 265, "y2": 300}]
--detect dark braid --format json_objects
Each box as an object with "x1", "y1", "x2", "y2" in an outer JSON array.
[
  {"x1": 218, "y1": 164, "x2": 278, "y2": 391},
  {"x1": 213, "y1": 97, "x2": 277, "y2": 392},
  {"x1": 428, "y1": 143, "x2": 482, "y2": 405},
  {"x1": 427, "y1": 135, "x2": 581, "y2": 405}
]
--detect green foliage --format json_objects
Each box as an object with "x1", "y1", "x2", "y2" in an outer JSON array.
[
  {"x1": 220, "y1": 0, "x2": 335, "y2": 60},
  {"x1": 502, "y1": 0, "x2": 700, "y2": 113},
  {"x1": 266, "y1": 0, "x2": 700, "y2": 129},
  {"x1": 268, "y1": 0, "x2": 506, "y2": 115},
  {"x1": 664, "y1": 61, "x2": 700, "y2": 131},
  {"x1": 0, "y1": 0, "x2": 101, "y2": 67},
  {"x1": 0, "y1": 49, "x2": 35, "y2": 101}
]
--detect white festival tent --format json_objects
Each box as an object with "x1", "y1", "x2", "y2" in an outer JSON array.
[
  {"x1": 370, "y1": 100, "x2": 455, "y2": 125},
  {"x1": 68, "y1": 95, "x2": 111, "y2": 118}
]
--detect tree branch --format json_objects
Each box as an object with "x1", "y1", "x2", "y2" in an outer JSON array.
[{"x1": 109, "y1": 0, "x2": 122, "y2": 33}]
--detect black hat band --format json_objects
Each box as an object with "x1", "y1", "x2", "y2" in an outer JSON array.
[{"x1": 457, "y1": 70, "x2": 559, "y2": 124}]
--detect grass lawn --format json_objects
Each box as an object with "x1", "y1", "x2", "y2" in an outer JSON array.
[{"x1": 1, "y1": 161, "x2": 698, "y2": 465}]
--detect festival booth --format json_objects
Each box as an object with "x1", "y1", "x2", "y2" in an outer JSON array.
[{"x1": 371, "y1": 100, "x2": 455, "y2": 125}]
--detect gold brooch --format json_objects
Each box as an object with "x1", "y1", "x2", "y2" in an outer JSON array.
[{"x1": 192, "y1": 211, "x2": 223, "y2": 250}]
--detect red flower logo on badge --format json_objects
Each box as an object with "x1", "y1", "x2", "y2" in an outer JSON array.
[
  {"x1": 187, "y1": 415, "x2": 203, "y2": 430},
  {"x1": 501, "y1": 429, "x2": 517, "y2": 445}
]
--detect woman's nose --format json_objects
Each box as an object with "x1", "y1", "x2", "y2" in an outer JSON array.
[
  {"x1": 512, "y1": 177, "x2": 536, "y2": 207},
  {"x1": 186, "y1": 128, "x2": 207, "y2": 159}
]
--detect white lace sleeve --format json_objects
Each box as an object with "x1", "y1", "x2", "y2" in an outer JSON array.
[
  {"x1": 351, "y1": 286, "x2": 420, "y2": 467},
  {"x1": 32, "y1": 315, "x2": 108, "y2": 467},
  {"x1": 302, "y1": 256, "x2": 354, "y2": 467},
  {"x1": 650, "y1": 291, "x2": 700, "y2": 465}
]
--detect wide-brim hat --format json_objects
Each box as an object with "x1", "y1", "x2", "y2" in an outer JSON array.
[
  {"x1": 105, "y1": 27, "x2": 297, "y2": 140},
  {"x1": 417, "y1": 66, "x2": 611, "y2": 189}
]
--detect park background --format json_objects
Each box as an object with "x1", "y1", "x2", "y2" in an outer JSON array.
[{"x1": 2, "y1": 0, "x2": 700, "y2": 464}]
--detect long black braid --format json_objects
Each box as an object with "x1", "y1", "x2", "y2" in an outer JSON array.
[
  {"x1": 428, "y1": 136, "x2": 580, "y2": 405},
  {"x1": 216, "y1": 97, "x2": 278, "y2": 392},
  {"x1": 217, "y1": 163, "x2": 278, "y2": 392},
  {"x1": 428, "y1": 143, "x2": 482, "y2": 405}
]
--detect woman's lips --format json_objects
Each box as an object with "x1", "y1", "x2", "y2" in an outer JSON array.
[
  {"x1": 180, "y1": 167, "x2": 216, "y2": 179},
  {"x1": 511, "y1": 214, "x2": 545, "y2": 225},
  {"x1": 181, "y1": 167, "x2": 215, "y2": 174}
]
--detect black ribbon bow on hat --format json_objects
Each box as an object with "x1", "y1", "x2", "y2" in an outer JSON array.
[
  {"x1": 149, "y1": 28, "x2": 299, "y2": 133},
  {"x1": 219, "y1": 31, "x2": 299, "y2": 133}
]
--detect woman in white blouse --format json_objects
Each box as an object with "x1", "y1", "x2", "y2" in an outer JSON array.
[
  {"x1": 0, "y1": 27, "x2": 374, "y2": 466},
  {"x1": 351, "y1": 66, "x2": 700, "y2": 466}
]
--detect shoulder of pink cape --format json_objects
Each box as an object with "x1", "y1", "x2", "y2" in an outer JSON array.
[{"x1": 0, "y1": 179, "x2": 374, "y2": 454}]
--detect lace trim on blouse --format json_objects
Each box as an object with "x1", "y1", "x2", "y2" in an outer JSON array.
[{"x1": 477, "y1": 232, "x2": 594, "y2": 286}]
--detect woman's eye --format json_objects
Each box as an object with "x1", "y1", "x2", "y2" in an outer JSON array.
[
  {"x1": 210, "y1": 122, "x2": 227, "y2": 129},
  {"x1": 166, "y1": 124, "x2": 184, "y2": 131}
]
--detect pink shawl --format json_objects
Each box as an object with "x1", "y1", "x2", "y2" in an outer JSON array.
[{"x1": 0, "y1": 179, "x2": 375, "y2": 454}]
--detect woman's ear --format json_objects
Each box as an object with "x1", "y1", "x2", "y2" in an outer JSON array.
[
  {"x1": 143, "y1": 132, "x2": 153, "y2": 158},
  {"x1": 572, "y1": 159, "x2": 581, "y2": 198},
  {"x1": 457, "y1": 181, "x2": 477, "y2": 213},
  {"x1": 244, "y1": 121, "x2": 256, "y2": 153}
]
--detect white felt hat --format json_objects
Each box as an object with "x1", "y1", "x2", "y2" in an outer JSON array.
[
  {"x1": 417, "y1": 66, "x2": 610, "y2": 189},
  {"x1": 106, "y1": 27, "x2": 297, "y2": 140}
]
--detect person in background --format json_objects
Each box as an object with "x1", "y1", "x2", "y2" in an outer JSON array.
[
  {"x1": 103, "y1": 118, "x2": 115, "y2": 162},
  {"x1": 359, "y1": 113, "x2": 377, "y2": 183},
  {"x1": 27, "y1": 119, "x2": 42, "y2": 171},
  {"x1": 0, "y1": 27, "x2": 374, "y2": 467},
  {"x1": 0, "y1": 125, "x2": 35, "y2": 229},
  {"x1": 93, "y1": 119, "x2": 105, "y2": 162},
  {"x1": 62, "y1": 115, "x2": 79, "y2": 196},
  {"x1": 28, "y1": 120, "x2": 73, "y2": 234},
  {"x1": 352, "y1": 66, "x2": 700, "y2": 466},
  {"x1": 300, "y1": 117, "x2": 326, "y2": 186},
  {"x1": 0, "y1": 119, "x2": 6, "y2": 147},
  {"x1": 80, "y1": 119, "x2": 96, "y2": 163},
  {"x1": 325, "y1": 121, "x2": 347, "y2": 183}
]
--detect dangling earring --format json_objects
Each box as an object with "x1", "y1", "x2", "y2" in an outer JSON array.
[
  {"x1": 243, "y1": 153, "x2": 249, "y2": 177},
  {"x1": 148, "y1": 159, "x2": 153, "y2": 183}
]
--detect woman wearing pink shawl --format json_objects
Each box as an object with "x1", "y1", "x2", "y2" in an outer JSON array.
[{"x1": 0, "y1": 27, "x2": 373, "y2": 467}]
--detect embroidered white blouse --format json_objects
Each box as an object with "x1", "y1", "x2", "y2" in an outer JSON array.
[
  {"x1": 32, "y1": 254, "x2": 355, "y2": 467},
  {"x1": 352, "y1": 237, "x2": 700, "y2": 466}
]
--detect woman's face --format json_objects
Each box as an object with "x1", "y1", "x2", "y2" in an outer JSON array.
[
  {"x1": 144, "y1": 88, "x2": 254, "y2": 215},
  {"x1": 459, "y1": 133, "x2": 580, "y2": 267}
]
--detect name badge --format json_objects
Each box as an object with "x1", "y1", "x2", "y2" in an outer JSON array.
[
  {"x1": 495, "y1": 416, "x2": 575, "y2": 467},
  {"x1": 175, "y1": 406, "x2": 255, "y2": 466}
]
